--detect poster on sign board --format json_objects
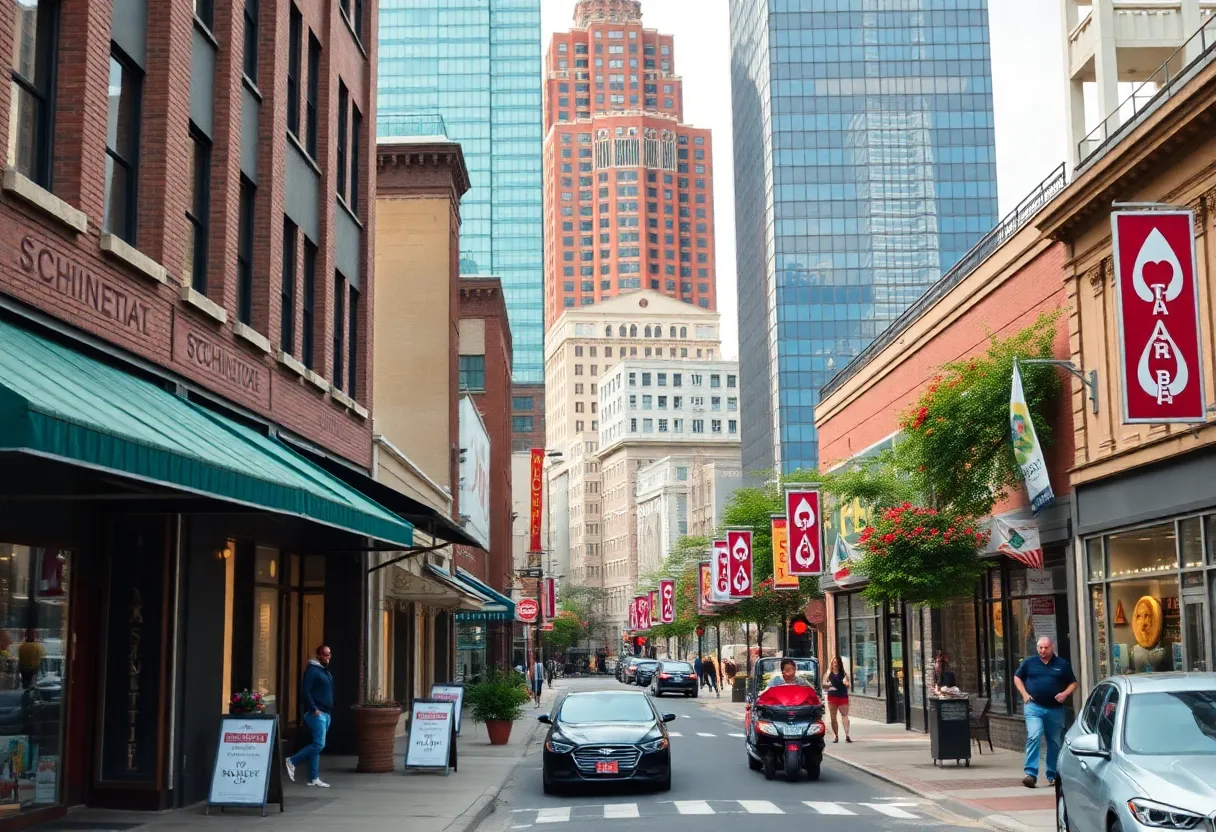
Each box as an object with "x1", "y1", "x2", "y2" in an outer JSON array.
[
  {"x1": 771, "y1": 515, "x2": 798, "y2": 589},
  {"x1": 430, "y1": 684, "x2": 465, "y2": 735},
  {"x1": 711, "y1": 539, "x2": 731, "y2": 603},
  {"x1": 698, "y1": 562, "x2": 712, "y2": 614},
  {"x1": 726, "y1": 529, "x2": 753, "y2": 598},
  {"x1": 405, "y1": 699, "x2": 456, "y2": 774},
  {"x1": 206, "y1": 714, "x2": 283, "y2": 815},
  {"x1": 649, "y1": 589, "x2": 659, "y2": 623},
  {"x1": 785, "y1": 488, "x2": 822, "y2": 576},
  {"x1": 659, "y1": 579, "x2": 675, "y2": 624}
]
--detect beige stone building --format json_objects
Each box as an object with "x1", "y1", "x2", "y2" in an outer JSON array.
[
  {"x1": 688, "y1": 456, "x2": 744, "y2": 538},
  {"x1": 543, "y1": 291, "x2": 724, "y2": 602}
]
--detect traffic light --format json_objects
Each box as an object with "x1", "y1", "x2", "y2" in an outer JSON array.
[{"x1": 791, "y1": 620, "x2": 809, "y2": 636}]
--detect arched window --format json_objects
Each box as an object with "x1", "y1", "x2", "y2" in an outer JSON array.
[
  {"x1": 630, "y1": 324, "x2": 637, "y2": 337},
  {"x1": 619, "y1": 325, "x2": 627, "y2": 337},
  {"x1": 669, "y1": 326, "x2": 676, "y2": 338},
  {"x1": 680, "y1": 326, "x2": 687, "y2": 338},
  {"x1": 654, "y1": 327, "x2": 662, "y2": 339},
  {"x1": 605, "y1": 325, "x2": 612, "y2": 337}
]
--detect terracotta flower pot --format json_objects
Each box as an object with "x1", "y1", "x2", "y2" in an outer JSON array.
[
  {"x1": 485, "y1": 719, "x2": 513, "y2": 746},
  {"x1": 352, "y1": 706, "x2": 403, "y2": 773}
]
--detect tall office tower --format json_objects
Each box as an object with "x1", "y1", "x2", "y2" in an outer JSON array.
[
  {"x1": 542, "y1": 0, "x2": 717, "y2": 326},
  {"x1": 729, "y1": 0, "x2": 999, "y2": 474},
  {"x1": 378, "y1": 1, "x2": 546, "y2": 446}
]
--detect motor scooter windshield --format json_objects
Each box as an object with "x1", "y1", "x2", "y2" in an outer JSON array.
[{"x1": 756, "y1": 683, "x2": 820, "y2": 708}]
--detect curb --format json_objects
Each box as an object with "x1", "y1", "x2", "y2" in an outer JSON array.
[{"x1": 443, "y1": 718, "x2": 547, "y2": 832}]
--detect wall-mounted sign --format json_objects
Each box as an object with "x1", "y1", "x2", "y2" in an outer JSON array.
[
  {"x1": 459, "y1": 397, "x2": 492, "y2": 549},
  {"x1": 649, "y1": 589, "x2": 658, "y2": 623},
  {"x1": 1112, "y1": 210, "x2": 1205, "y2": 423},
  {"x1": 529, "y1": 449, "x2": 544, "y2": 552},
  {"x1": 711, "y1": 539, "x2": 730, "y2": 603},
  {"x1": 659, "y1": 579, "x2": 675, "y2": 624},
  {"x1": 725, "y1": 529, "x2": 753, "y2": 598},
  {"x1": 771, "y1": 515, "x2": 799, "y2": 589},
  {"x1": 785, "y1": 488, "x2": 822, "y2": 576},
  {"x1": 172, "y1": 314, "x2": 271, "y2": 409},
  {"x1": 698, "y1": 562, "x2": 712, "y2": 614},
  {"x1": 206, "y1": 714, "x2": 283, "y2": 816},
  {"x1": 405, "y1": 699, "x2": 456, "y2": 775},
  {"x1": 517, "y1": 598, "x2": 540, "y2": 624}
]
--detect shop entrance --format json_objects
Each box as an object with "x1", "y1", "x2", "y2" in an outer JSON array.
[{"x1": 886, "y1": 609, "x2": 907, "y2": 725}]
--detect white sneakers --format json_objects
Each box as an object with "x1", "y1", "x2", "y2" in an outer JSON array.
[
  {"x1": 286, "y1": 759, "x2": 329, "y2": 788},
  {"x1": 285, "y1": 759, "x2": 296, "y2": 782},
  {"x1": 308, "y1": 779, "x2": 330, "y2": 788}
]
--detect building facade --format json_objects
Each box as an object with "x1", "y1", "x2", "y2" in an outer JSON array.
[
  {"x1": 635, "y1": 456, "x2": 695, "y2": 579},
  {"x1": 729, "y1": 0, "x2": 1000, "y2": 474},
  {"x1": 543, "y1": 291, "x2": 722, "y2": 590},
  {"x1": 688, "y1": 457, "x2": 744, "y2": 538},
  {"x1": 0, "y1": 0, "x2": 411, "y2": 823},
  {"x1": 377, "y1": 0, "x2": 545, "y2": 389},
  {"x1": 598, "y1": 359, "x2": 742, "y2": 634},
  {"x1": 542, "y1": 0, "x2": 716, "y2": 322}
]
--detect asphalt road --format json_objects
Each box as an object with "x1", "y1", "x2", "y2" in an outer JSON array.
[{"x1": 479, "y1": 677, "x2": 984, "y2": 832}]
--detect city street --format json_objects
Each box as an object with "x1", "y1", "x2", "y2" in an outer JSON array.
[{"x1": 477, "y1": 678, "x2": 984, "y2": 832}]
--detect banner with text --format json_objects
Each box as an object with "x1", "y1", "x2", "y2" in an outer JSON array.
[
  {"x1": 529, "y1": 449, "x2": 544, "y2": 552},
  {"x1": 771, "y1": 515, "x2": 799, "y2": 589},
  {"x1": 660, "y1": 579, "x2": 675, "y2": 623}
]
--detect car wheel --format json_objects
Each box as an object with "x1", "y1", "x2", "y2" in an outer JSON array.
[
  {"x1": 1055, "y1": 783, "x2": 1070, "y2": 832},
  {"x1": 1109, "y1": 819, "x2": 1122, "y2": 832},
  {"x1": 692, "y1": 689, "x2": 698, "y2": 698},
  {"x1": 762, "y1": 753, "x2": 777, "y2": 781},
  {"x1": 805, "y1": 760, "x2": 821, "y2": 781},
  {"x1": 656, "y1": 771, "x2": 672, "y2": 792}
]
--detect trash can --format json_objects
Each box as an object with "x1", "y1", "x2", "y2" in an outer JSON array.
[
  {"x1": 928, "y1": 696, "x2": 971, "y2": 767},
  {"x1": 732, "y1": 675, "x2": 748, "y2": 703}
]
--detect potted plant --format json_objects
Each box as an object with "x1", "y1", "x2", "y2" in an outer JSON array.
[
  {"x1": 465, "y1": 670, "x2": 530, "y2": 745},
  {"x1": 230, "y1": 689, "x2": 266, "y2": 715},
  {"x1": 351, "y1": 694, "x2": 403, "y2": 773}
]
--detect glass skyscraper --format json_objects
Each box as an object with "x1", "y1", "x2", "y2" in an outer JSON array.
[
  {"x1": 730, "y1": 0, "x2": 998, "y2": 474},
  {"x1": 378, "y1": 0, "x2": 545, "y2": 384}
]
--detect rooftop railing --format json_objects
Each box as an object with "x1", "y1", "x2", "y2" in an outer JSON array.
[{"x1": 376, "y1": 113, "x2": 450, "y2": 141}]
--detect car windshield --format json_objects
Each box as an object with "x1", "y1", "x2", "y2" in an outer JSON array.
[
  {"x1": 663, "y1": 662, "x2": 692, "y2": 672},
  {"x1": 560, "y1": 694, "x2": 654, "y2": 725},
  {"x1": 1124, "y1": 691, "x2": 1216, "y2": 755}
]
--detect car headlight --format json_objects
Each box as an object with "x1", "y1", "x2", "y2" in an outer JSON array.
[
  {"x1": 546, "y1": 736, "x2": 575, "y2": 754},
  {"x1": 639, "y1": 737, "x2": 668, "y2": 752},
  {"x1": 1127, "y1": 799, "x2": 1206, "y2": 829}
]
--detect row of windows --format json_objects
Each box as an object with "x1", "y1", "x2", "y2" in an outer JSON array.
[
  {"x1": 627, "y1": 394, "x2": 738, "y2": 412},
  {"x1": 627, "y1": 371, "x2": 736, "y2": 389},
  {"x1": 625, "y1": 418, "x2": 737, "y2": 436}
]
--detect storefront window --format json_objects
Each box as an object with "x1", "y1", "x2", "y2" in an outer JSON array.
[
  {"x1": 1087, "y1": 537, "x2": 1105, "y2": 580},
  {"x1": 1206, "y1": 516, "x2": 1216, "y2": 566},
  {"x1": 254, "y1": 547, "x2": 281, "y2": 714},
  {"x1": 0, "y1": 544, "x2": 70, "y2": 812},
  {"x1": 1182, "y1": 572, "x2": 1207, "y2": 672},
  {"x1": 1180, "y1": 518, "x2": 1203, "y2": 569},
  {"x1": 1107, "y1": 577, "x2": 1181, "y2": 674},
  {"x1": 988, "y1": 600, "x2": 1008, "y2": 713},
  {"x1": 1091, "y1": 587, "x2": 1108, "y2": 680},
  {"x1": 834, "y1": 592, "x2": 882, "y2": 698},
  {"x1": 1108, "y1": 524, "x2": 1177, "y2": 579}
]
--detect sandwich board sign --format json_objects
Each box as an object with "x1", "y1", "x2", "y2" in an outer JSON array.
[
  {"x1": 405, "y1": 699, "x2": 457, "y2": 775},
  {"x1": 206, "y1": 713, "x2": 284, "y2": 815},
  {"x1": 430, "y1": 683, "x2": 465, "y2": 735}
]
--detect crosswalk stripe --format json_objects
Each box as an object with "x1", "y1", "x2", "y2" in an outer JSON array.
[
  {"x1": 739, "y1": 800, "x2": 783, "y2": 814},
  {"x1": 535, "y1": 808, "x2": 571, "y2": 824},
  {"x1": 603, "y1": 804, "x2": 640, "y2": 819},
  {"x1": 862, "y1": 803, "x2": 919, "y2": 819},
  {"x1": 674, "y1": 800, "x2": 714, "y2": 815},
  {"x1": 804, "y1": 802, "x2": 856, "y2": 816},
  {"x1": 668, "y1": 732, "x2": 683, "y2": 737},
  {"x1": 695, "y1": 732, "x2": 716, "y2": 737},
  {"x1": 728, "y1": 732, "x2": 745, "y2": 738}
]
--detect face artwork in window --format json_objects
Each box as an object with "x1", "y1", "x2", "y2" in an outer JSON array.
[{"x1": 1133, "y1": 595, "x2": 1163, "y2": 649}]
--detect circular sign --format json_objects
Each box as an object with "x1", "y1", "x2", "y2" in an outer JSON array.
[
  {"x1": 805, "y1": 599, "x2": 826, "y2": 626},
  {"x1": 517, "y1": 598, "x2": 540, "y2": 623},
  {"x1": 1132, "y1": 595, "x2": 1163, "y2": 648}
]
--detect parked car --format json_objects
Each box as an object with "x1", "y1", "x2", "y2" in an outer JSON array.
[
  {"x1": 1056, "y1": 672, "x2": 1216, "y2": 832},
  {"x1": 538, "y1": 691, "x2": 675, "y2": 794},
  {"x1": 622, "y1": 657, "x2": 643, "y2": 684},
  {"x1": 634, "y1": 660, "x2": 660, "y2": 687},
  {"x1": 650, "y1": 660, "x2": 698, "y2": 698}
]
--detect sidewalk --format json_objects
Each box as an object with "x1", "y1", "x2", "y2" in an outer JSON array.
[
  {"x1": 42, "y1": 706, "x2": 548, "y2": 832},
  {"x1": 698, "y1": 696, "x2": 1055, "y2": 832}
]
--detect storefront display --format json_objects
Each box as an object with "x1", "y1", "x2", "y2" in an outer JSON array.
[{"x1": 835, "y1": 594, "x2": 882, "y2": 697}]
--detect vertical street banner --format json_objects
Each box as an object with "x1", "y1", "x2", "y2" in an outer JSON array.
[
  {"x1": 629, "y1": 598, "x2": 637, "y2": 631},
  {"x1": 726, "y1": 529, "x2": 753, "y2": 598},
  {"x1": 771, "y1": 515, "x2": 799, "y2": 589},
  {"x1": 542, "y1": 577, "x2": 557, "y2": 620},
  {"x1": 698, "y1": 562, "x2": 713, "y2": 614},
  {"x1": 829, "y1": 534, "x2": 865, "y2": 588},
  {"x1": 649, "y1": 589, "x2": 659, "y2": 624},
  {"x1": 659, "y1": 578, "x2": 676, "y2": 624},
  {"x1": 785, "y1": 487, "x2": 822, "y2": 576},
  {"x1": 1112, "y1": 210, "x2": 1205, "y2": 423},
  {"x1": 529, "y1": 448, "x2": 544, "y2": 551},
  {"x1": 635, "y1": 594, "x2": 650, "y2": 629},
  {"x1": 711, "y1": 539, "x2": 731, "y2": 603},
  {"x1": 1011, "y1": 360, "x2": 1055, "y2": 512}
]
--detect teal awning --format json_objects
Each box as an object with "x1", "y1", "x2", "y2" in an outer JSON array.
[
  {"x1": 0, "y1": 320, "x2": 413, "y2": 548},
  {"x1": 453, "y1": 567, "x2": 517, "y2": 623}
]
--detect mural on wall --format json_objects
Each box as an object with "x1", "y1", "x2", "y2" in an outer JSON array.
[{"x1": 459, "y1": 397, "x2": 491, "y2": 549}]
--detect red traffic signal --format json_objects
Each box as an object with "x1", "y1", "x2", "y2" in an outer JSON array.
[
  {"x1": 695, "y1": 626, "x2": 704, "y2": 637},
  {"x1": 792, "y1": 620, "x2": 809, "y2": 636},
  {"x1": 635, "y1": 636, "x2": 647, "y2": 646}
]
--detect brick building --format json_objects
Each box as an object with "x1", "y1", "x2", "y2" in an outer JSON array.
[
  {"x1": 542, "y1": 0, "x2": 716, "y2": 323},
  {"x1": 0, "y1": 0, "x2": 447, "y2": 822}
]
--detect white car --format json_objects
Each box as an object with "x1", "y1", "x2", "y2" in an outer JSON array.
[{"x1": 1056, "y1": 672, "x2": 1216, "y2": 831}]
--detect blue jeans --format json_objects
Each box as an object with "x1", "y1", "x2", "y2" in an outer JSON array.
[
  {"x1": 1024, "y1": 702, "x2": 1065, "y2": 779},
  {"x1": 289, "y1": 711, "x2": 330, "y2": 781}
]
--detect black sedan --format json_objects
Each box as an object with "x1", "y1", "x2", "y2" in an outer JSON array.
[
  {"x1": 649, "y1": 660, "x2": 698, "y2": 697},
  {"x1": 633, "y1": 660, "x2": 660, "y2": 687},
  {"x1": 539, "y1": 691, "x2": 675, "y2": 794},
  {"x1": 621, "y1": 657, "x2": 642, "y2": 684}
]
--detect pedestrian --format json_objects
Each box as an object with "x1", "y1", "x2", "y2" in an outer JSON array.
[
  {"x1": 528, "y1": 654, "x2": 545, "y2": 707},
  {"x1": 1013, "y1": 636, "x2": 1077, "y2": 789},
  {"x1": 823, "y1": 655, "x2": 851, "y2": 743},
  {"x1": 931, "y1": 651, "x2": 958, "y2": 695},
  {"x1": 693, "y1": 654, "x2": 704, "y2": 689},
  {"x1": 723, "y1": 657, "x2": 737, "y2": 687},
  {"x1": 18, "y1": 629, "x2": 44, "y2": 690},
  {"x1": 285, "y1": 645, "x2": 334, "y2": 788},
  {"x1": 703, "y1": 655, "x2": 720, "y2": 697}
]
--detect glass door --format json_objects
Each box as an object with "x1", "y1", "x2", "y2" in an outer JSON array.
[
  {"x1": 886, "y1": 607, "x2": 906, "y2": 725},
  {"x1": 907, "y1": 604, "x2": 928, "y2": 732}
]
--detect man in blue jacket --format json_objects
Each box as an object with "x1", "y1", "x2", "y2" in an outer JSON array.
[{"x1": 286, "y1": 645, "x2": 334, "y2": 787}]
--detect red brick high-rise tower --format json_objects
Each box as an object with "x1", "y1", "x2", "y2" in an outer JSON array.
[{"x1": 543, "y1": 0, "x2": 717, "y2": 329}]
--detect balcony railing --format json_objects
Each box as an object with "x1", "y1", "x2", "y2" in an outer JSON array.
[
  {"x1": 376, "y1": 113, "x2": 449, "y2": 141},
  {"x1": 820, "y1": 163, "x2": 1068, "y2": 401},
  {"x1": 1077, "y1": 14, "x2": 1216, "y2": 170}
]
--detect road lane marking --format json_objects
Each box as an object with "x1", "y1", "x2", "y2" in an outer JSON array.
[
  {"x1": 535, "y1": 808, "x2": 571, "y2": 824},
  {"x1": 862, "y1": 803, "x2": 920, "y2": 819},
  {"x1": 674, "y1": 800, "x2": 714, "y2": 815},
  {"x1": 695, "y1": 732, "x2": 716, "y2": 737},
  {"x1": 603, "y1": 804, "x2": 640, "y2": 819},
  {"x1": 804, "y1": 802, "x2": 856, "y2": 815},
  {"x1": 728, "y1": 732, "x2": 745, "y2": 737},
  {"x1": 739, "y1": 800, "x2": 783, "y2": 814},
  {"x1": 668, "y1": 732, "x2": 683, "y2": 736}
]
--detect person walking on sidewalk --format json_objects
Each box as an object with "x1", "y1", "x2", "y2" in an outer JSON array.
[
  {"x1": 693, "y1": 655, "x2": 704, "y2": 689},
  {"x1": 528, "y1": 655, "x2": 545, "y2": 707},
  {"x1": 824, "y1": 655, "x2": 852, "y2": 743},
  {"x1": 1014, "y1": 636, "x2": 1076, "y2": 789},
  {"x1": 285, "y1": 645, "x2": 334, "y2": 788},
  {"x1": 702, "y1": 655, "x2": 720, "y2": 697}
]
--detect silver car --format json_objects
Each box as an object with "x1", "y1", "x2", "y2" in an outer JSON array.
[{"x1": 1056, "y1": 673, "x2": 1216, "y2": 831}]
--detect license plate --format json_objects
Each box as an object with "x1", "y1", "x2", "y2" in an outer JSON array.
[
  {"x1": 595, "y1": 761, "x2": 619, "y2": 774},
  {"x1": 786, "y1": 743, "x2": 801, "y2": 752}
]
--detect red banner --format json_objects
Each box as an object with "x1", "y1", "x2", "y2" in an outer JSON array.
[
  {"x1": 660, "y1": 579, "x2": 675, "y2": 623},
  {"x1": 635, "y1": 594, "x2": 650, "y2": 628},
  {"x1": 712, "y1": 539, "x2": 730, "y2": 603},
  {"x1": 649, "y1": 589, "x2": 658, "y2": 623},
  {"x1": 529, "y1": 448, "x2": 544, "y2": 551},
  {"x1": 1112, "y1": 210, "x2": 1205, "y2": 423},
  {"x1": 726, "y1": 529, "x2": 753, "y2": 598},
  {"x1": 543, "y1": 577, "x2": 557, "y2": 619},
  {"x1": 785, "y1": 488, "x2": 822, "y2": 576}
]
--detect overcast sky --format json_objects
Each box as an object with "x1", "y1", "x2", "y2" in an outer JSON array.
[{"x1": 539, "y1": 0, "x2": 1068, "y2": 360}]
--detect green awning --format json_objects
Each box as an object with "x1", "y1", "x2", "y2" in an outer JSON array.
[
  {"x1": 0, "y1": 320, "x2": 413, "y2": 548},
  {"x1": 452, "y1": 567, "x2": 517, "y2": 623}
]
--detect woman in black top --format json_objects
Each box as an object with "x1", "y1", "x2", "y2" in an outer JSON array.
[{"x1": 823, "y1": 656, "x2": 852, "y2": 743}]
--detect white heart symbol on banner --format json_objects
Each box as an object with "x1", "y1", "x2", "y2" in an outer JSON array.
[
  {"x1": 794, "y1": 498, "x2": 815, "y2": 531},
  {"x1": 733, "y1": 564, "x2": 750, "y2": 593}
]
